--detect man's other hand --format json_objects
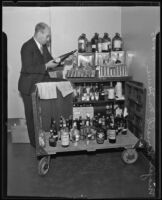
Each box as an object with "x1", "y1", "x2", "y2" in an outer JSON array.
[{"x1": 45, "y1": 60, "x2": 59, "y2": 70}]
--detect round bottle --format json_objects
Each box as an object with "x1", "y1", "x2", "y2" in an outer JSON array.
[
  {"x1": 112, "y1": 33, "x2": 122, "y2": 51},
  {"x1": 96, "y1": 128, "x2": 105, "y2": 144},
  {"x1": 49, "y1": 129, "x2": 57, "y2": 147}
]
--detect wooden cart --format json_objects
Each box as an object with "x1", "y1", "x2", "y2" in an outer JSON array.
[{"x1": 32, "y1": 80, "x2": 146, "y2": 176}]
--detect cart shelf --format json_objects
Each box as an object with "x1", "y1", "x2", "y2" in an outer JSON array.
[
  {"x1": 43, "y1": 130, "x2": 138, "y2": 155},
  {"x1": 73, "y1": 98, "x2": 125, "y2": 105},
  {"x1": 67, "y1": 76, "x2": 132, "y2": 83}
]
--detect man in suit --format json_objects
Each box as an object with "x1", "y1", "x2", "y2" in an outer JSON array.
[{"x1": 18, "y1": 22, "x2": 59, "y2": 147}]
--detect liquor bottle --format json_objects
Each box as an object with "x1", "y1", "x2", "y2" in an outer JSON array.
[
  {"x1": 102, "y1": 33, "x2": 111, "y2": 52},
  {"x1": 108, "y1": 82, "x2": 115, "y2": 99},
  {"x1": 96, "y1": 124, "x2": 105, "y2": 144},
  {"x1": 59, "y1": 116, "x2": 63, "y2": 131},
  {"x1": 85, "y1": 115, "x2": 91, "y2": 142},
  {"x1": 94, "y1": 83, "x2": 99, "y2": 101},
  {"x1": 61, "y1": 126, "x2": 70, "y2": 147},
  {"x1": 115, "y1": 114, "x2": 121, "y2": 135},
  {"x1": 66, "y1": 118, "x2": 70, "y2": 131},
  {"x1": 49, "y1": 118, "x2": 58, "y2": 147},
  {"x1": 99, "y1": 83, "x2": 105, "y2": 101},
  {"x1": 108, "y1": 114, "x2": 116, "y2": 143},
  {"x1": 121, "y1": 107, "x2": 128, "y2": 135},
  {"x1": 98, "y1": 114, "x2": 102, "y2": 129},
  {"x1": 91, "y1": 33, "x2": 99, "y2": 52},
  {"x1": 71, "y1": 119, "x2": 80, "y2": 145},
  {"x1": 78, "y1": 33, "x2": 86, "y2": 53},
  {"x1": 68, "y1": 115, "x2": 73, "y2": 136},
  {"x1": 97, "y1": 37, "x2": 103, "y2": 53},
  {"x1": 90, "y1": 84, "x2": 95, "y2": 101},
  {"x1": 78, "y1": 116, "x2": 82, "y2": 131},
  {"x1": 83, "y1": 33, "x2": 88, "y2": 49},
  {"x1": 82, "y1": 83, "x2": 87, "y2": 101},
  {"x1": 112, "y1": 33, "x2": 123, "y2": 51},
  {"x1": 86, "y1": 84, "x2": 90, "y2": 101}
]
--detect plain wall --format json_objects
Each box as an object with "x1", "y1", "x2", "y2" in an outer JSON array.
[
  {"x1": 3, "y1": 6, "x2": 122, "y2": 118},
  {"x1": 50, "y1": 7, "x2": 121, "y2": 56},
  {"x1": 3, "y1": 7, "x2": 51, "y2": 118},
  {"x1": 121, "y1": 6, "x2": 160, "y2": 150}
]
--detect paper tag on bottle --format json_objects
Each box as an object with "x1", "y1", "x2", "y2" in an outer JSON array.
[
  {"x1": 108, "y1": 130, "x2": 116, "y2": 139},
  {"x1": 102, "y1": 42, "x2": 108, "y2": 51},
  {"x1": 114, "y1": 40, "x2": 121, "y2": 48}
]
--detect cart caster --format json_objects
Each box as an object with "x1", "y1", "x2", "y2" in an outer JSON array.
[
  {"x1": 121, "y1": 148, "x2": 138, "y2": 164},
  {"x1": 38, "y1": 156, "x2": 50, "y2": 176}
]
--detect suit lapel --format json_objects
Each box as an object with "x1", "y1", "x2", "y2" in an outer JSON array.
[{"x1": 31, "y1": 37, "x2": 44, "y2": 58}]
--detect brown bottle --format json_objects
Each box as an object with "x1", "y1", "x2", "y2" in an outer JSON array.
[
  {"x1": 112, "y1": 33, "x2": 123, "y2": 51},
  {"x1": 108, "y1": 115, "x2": 116, "y2": 143},
  {"x1": 78, "y1": 33, "x2": 86, "y2": 53},
  {"x1": 91, "y1": 33, "x2": 99, "y2": 52},
  {"x1": 102, "y1": 33, "x2": 111, "y2": 52}
]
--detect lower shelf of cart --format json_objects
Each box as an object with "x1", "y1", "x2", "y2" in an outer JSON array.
[{"x1": 41, "y1": 130, "x2": 138, "y2": 155}]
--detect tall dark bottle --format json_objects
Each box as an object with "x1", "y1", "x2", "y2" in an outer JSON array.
[
  {"x1": 102, "y1": 33, "x2": 111, "y2": 52},
  {"x1": 91, "y1": 33, "x2": 99, "y2": 52},
  {"x1": 108, "y1": 115, "x2": 116, "y2": 143},
  {"x1": 49, "y1": 118, "x2": 58, "y2": 147},
  {"x1": 112, "y1": 33, "x2": 123, "y2": 51}
]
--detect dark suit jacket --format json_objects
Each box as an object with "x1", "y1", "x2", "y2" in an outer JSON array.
[{"x1": 18, "y1": 37, "x2": 53, "y2": 95}]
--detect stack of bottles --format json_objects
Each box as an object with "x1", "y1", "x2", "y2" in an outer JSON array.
[
  {"x1": 66, "y1": 68, "x2": 96, "y2": 78},
  {"x1": 73, "y1": 82, "x2": 124, "y2": 103},
  {"x1": 48, "y1": 106, "x2": 128, "y2": 148},
  {"x1": 98, "y1": 64, "x2": 128, "y2": 78},
  {"x1": 78, "y1": 32, "x2": 123, "y2": 53}
]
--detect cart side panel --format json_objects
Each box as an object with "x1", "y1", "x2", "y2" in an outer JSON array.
[
  {"x1": 39, "y1": 88, "x2": 73, "y2": 132},
  {"x1": 32, "y1": 85, "x2": 73, "y2": 156},
  {"x1": 32, "y1": 89, "x2": 48, "y2": 156},
  {"x1": 125, "y1": 81, "x2": 146, "y2": 140}
]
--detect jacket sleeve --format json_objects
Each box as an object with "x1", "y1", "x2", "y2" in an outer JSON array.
[{"x1": 21, "y1": 43, "x2": 46, "y2": 74}]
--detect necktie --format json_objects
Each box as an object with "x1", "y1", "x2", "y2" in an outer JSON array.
[{"x1": 40, "y1": 45, "x2": 43, "y2": 54}]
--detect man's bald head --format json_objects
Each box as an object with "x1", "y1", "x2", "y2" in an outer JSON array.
[{"x1": 34, "y1": 22, "x2": 51, "y2": 45}]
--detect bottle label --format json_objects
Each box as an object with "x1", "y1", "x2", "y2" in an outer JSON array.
[
  {"x1": 114, "y1": 40, "x2": 121, "y2": 49},
  {"x1": 79, "y1": 39, "x2": 84, "y2": 44},
  {"x1": 61, "y1": 134, "x2": 69, "y2": 146},
  {"x1": 79, "y1": 39, "x2": 85, "y2": 51},
  {"x1": 92, "y1": 44, "x2": 96, "y2": 48},
  {"x1": 102, "y1": 42, "x2": 108, "y2": 51},
  {"x1": 98, "y1": 43, "x2": 102, "y2": 52},
  {"x1": 98, "y1": 132, "x2": 104, "y2": 138},
  {"x1": 108, "y1": 129, "x2": 116, "y2": 139}
]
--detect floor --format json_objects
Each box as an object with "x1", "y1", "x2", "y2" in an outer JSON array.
[{"x1": 7, "y1": 126, "x2": 155, "y2": 199}]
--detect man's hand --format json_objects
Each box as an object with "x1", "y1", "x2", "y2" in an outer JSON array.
[{"x1": 45, "y1": 60, "x2": 59, "y2": 70}]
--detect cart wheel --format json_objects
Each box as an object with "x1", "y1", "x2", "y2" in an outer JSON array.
[
  {"x1": 121, "y1": 149, "x2": 138, "y2": 164},
  {"x1": 38, "y1": 156, "x2": 50, "y2": 176}
]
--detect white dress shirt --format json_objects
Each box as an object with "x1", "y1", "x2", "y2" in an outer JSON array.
[{"x1": 33, "y1": 37, "x2": 43, "y2": 54}]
